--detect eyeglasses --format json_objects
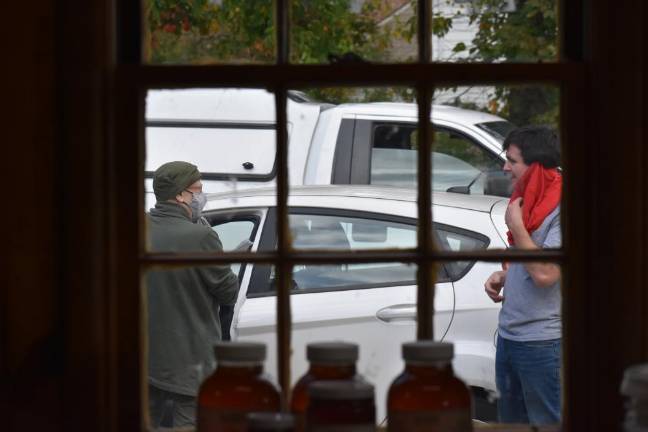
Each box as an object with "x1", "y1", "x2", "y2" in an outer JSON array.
[{"x1": 184, "y1": 189, "x2": 203, "y2": 196}]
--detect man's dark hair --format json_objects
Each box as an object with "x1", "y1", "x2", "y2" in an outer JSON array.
[{"x1": 503, "y1": 125, "x2": 561, "y2": 168}]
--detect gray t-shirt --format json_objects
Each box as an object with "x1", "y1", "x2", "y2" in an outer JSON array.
[{"x1": 498, "y1": 205, "x2": 561, "y2": 341}]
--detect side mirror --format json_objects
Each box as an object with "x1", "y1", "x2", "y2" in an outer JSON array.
[{"x1": 484, "y1": 171, "x2": 512, "y2": 197}]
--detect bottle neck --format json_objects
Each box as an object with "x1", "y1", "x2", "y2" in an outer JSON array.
[
  {"x1": 404, "y1": 361, "x2": 453, "y2": 376},
  {"x1": 308, "y1": 362, "x2": 356, "y2": 379},
  {"x1": 216, "y1": 362, "x2": 264, "y2": 376}
]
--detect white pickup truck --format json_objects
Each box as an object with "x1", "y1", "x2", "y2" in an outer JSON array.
[{"x1": 145, "y1": 88, "x2": 514, "y2": 207}]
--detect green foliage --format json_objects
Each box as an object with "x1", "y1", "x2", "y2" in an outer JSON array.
[
  {"x1": 146, "y1": 0, "x2": 401, "y2": 65},
  {"x1": 144, "y1": 0, "x2": 560, "y2": 127},
  {"x1": 450, "y1": 0, "x2": 560, "y2": 128},
  {"x1": 466, "y1": 0, "x2": 557, "y2": 62}
]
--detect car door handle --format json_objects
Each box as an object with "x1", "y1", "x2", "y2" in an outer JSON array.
[{"x1": 376, "y1": 304, "x2": 416, "y2": 323}]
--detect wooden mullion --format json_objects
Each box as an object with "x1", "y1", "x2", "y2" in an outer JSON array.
[
  {"x1": 418, "y1": 0, "x2": 431, "y2": 63},
  {"x1": 139, "y1": 249, "x2": 564, "y2": 267},
  {"x1": 114, "y1": 68, "x2": 145, "y2": 432},
  {"x1": 274, "y1": 86, "x2": 292, "y2": 411},
  {"x1": 416, "y1": 84, "x2": 434, "y2": 340}
]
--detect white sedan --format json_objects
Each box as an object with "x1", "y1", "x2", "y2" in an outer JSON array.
[{"x1": 203, "y1": 185, "x2": 509, "y2": 422}]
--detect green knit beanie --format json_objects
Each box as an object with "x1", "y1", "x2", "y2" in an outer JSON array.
[{"x1": 152, "y1": 161, "x2": 201, "y2": 202}]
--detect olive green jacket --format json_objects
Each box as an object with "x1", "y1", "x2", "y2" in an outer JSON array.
[{"x1": 146, "y1": 202, "x2": 239, "y2": 396}]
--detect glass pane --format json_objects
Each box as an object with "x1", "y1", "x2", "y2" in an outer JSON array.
[
  {"x1": 431, "y1": 0, "x2": 559, "y2": 63},
  {"x1": 371, "y1": 122, "x2": 419, "y2": 187},
  {"x1": 480, "y1": 260, "x2": 564, "y2": 425},
  {"x1": 144, "y1": 88, "x2": 277, "y2": 252},
  {"x1": 144, "y1": 0, "x2": 276, "y2": 64},
  {"x1": 288, "y1": 85, "x2": 419, "y2": 250},
  {"x1": 431, "y1": 85, "x2": 561, "y2": 251},
  {"x1": 144, "y1": 262, "x2": 249, "y2": 428},
  {"x1": 289, "y1": 0, "x2": 418, "y2": 64},
  {"x1": 290, "y1": 213, "x2": 417, "y2": 253}
]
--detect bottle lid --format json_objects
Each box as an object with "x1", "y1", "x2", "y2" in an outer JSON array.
[
  {"x1": 247, "y1": 412, "x2": 295, "y2": 430},
  {"x1": 307, "y1": 342, "x2": 359, "y2": 364},
  {"x1": 309, "y1": 380, "x2": 374, "y2": 400},
  {"x1": 214, "y1": 341, "x2": 266, "y2": 362},
  {"x1": 402, "y1": 341, "x2": 454, "y2": 362},
  {"x1": 621, "y1": 364, "x2": 648, "y2": 397}
]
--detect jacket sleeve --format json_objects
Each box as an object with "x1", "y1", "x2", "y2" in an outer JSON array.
[{"x1": 197, "y1": 230, "x2": 240, "y2": 305}]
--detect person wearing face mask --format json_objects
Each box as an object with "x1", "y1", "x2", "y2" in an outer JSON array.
[{"x1": 146, "y1": 161, "x2": 239, "y2": 429}]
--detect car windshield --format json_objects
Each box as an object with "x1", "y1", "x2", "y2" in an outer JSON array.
[{"x1": 475, "y1": 121, "x2": 516, "y2": 143}]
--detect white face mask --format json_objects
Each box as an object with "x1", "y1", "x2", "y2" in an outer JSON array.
[{"x1": 186, "y1": 190, "x2": 207, "y2": 222}]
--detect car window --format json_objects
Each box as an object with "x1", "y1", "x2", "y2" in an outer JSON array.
[
  {"x1": 247, "y1": 212, "x2": 464, "y2": 296},
  {"x1": 475, "y1": 121, "x2": 516, "y2": 143},
  {"x1": 369, "y1": 122, "x2": 502, "y2": 193},
  {"x1": 436, "y1": 225, "x2": 490, "y2": 281},
  {"x1": 288, "y1": 213, "x2": 418, "y2": 292},
  {"x1": 211, "y1": 219, "x2": 257, "y2": 275}
]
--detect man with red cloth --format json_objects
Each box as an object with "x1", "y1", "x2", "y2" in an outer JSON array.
[{"x1": 484, "y1": 126, "x2": 562, "y2": 425}]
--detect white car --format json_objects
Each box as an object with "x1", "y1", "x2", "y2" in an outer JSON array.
[{"x1": 203, "y1": 185, "x2": 509, "y2": 422}]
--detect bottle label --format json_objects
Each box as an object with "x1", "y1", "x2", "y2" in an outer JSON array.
[
  {"x1": 388, "y1": 409, "x2": 472, "y2": 432},
  {"x1": 198, "y1": 407, "x2": 247, "y2": 432}
]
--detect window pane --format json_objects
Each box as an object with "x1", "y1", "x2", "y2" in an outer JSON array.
[
  {"x1": 289, "y1": 0, "x2": 418, "y2": 64},
  {"x1": 302, "y1": 85, "x2": 418, "y2": 186},
  {"x1": 431, "y1": 84, "x2": 561, "y2": 226},
  {"x1": 477, "y1": 260, "x2": 564, "y2": 424},
  {"x1": 144, "y1": 88, "x2": 277, "y2": 252},
  {"x1": 144, "y1": 0, "x2": 276, "y2": 64},
  {"x1": 431, "y1": 0, "x2": 559, "y2": 63},
  {"x1": 143, "y1": 262, "x2": 249, "y2": 427},
  {"x1": 290, "y1": 213, "x2": 417, "y2": 252}
]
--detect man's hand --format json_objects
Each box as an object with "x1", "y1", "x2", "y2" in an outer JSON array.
[
  {"x1": 485, "y1": 270, "x2": 507, "y2": 303},
  {"x1": 505, "y1": 197, "x2": 525, "y2": 234},
  {"x1": 234, "y1": 239, "x2": 253, "y2": 252}
]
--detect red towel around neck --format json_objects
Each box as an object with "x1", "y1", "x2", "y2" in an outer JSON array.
[{"x1": 507, "y1": 163, "x2": 562, "y2": 246}]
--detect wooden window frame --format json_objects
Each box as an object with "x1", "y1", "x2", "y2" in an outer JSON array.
[{"x1": 95, "y1": 1, "x2": 646, "y2": 431}]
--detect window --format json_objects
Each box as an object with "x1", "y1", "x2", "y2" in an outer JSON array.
[{"x1": 121, "y1": 0, "x2": 583, "y2": 429}]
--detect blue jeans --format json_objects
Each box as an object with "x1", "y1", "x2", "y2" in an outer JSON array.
[
  {"x1": 149, "y1": 385, "x2": 196, "y2": 428},
  {"x1": 496, "y1": 336, "x2": 561, "y2": 425}
]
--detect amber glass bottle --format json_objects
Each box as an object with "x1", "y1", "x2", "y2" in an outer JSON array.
[
  {"x1": 306, "y1": 381, "x2": 375, "y2": 431},
  {"x1": 291, "y1": 342, "x2": 359, "y2": 431},
  {"x1": 197, "y1": 342, "x2": 280, "y2": 432},
  {"x1": 387, "y1": 341, "x2": 472, "y2": 432}
]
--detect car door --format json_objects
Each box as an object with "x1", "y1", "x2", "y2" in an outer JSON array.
[
  {"x1": 434, "y1": 224, "x2": 502, "y2": 393},
  {"x1": 232, "y1": 208, "x2": 456, "y2": 423},
  {"x1": 204, "y1": 208, "x2": 268, "y2": 340}
]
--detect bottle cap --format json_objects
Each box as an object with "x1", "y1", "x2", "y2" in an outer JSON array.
[
  {"x1": 214, "y1": 342, "x2": 266, "y2": 362},
  {"x1": 309, "y1": 380, "x2": 374, "y2": 400},
  {"x1": 307, "y1": 342, "x2": 359, "y2": 364},
  {"x1": 247, "y1": 412, "x2": 295, "y2": 430},
  {"x1": 402, "y1": 341, "x2": 454, "y2": 362}
]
